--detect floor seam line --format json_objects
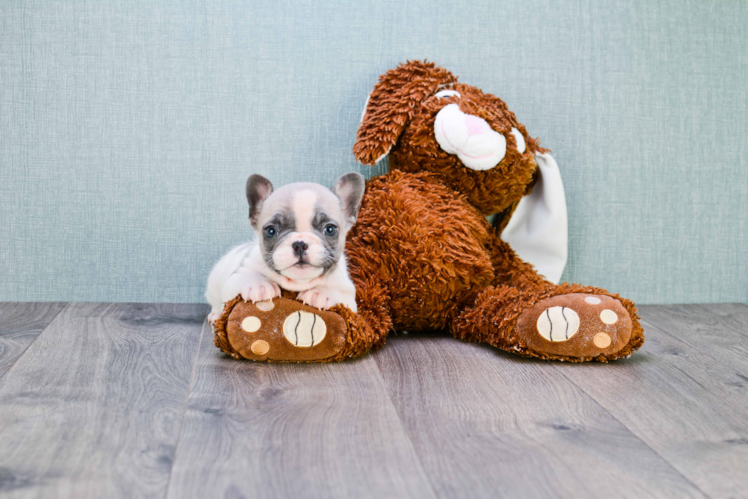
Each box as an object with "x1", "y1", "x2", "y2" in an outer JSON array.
[
  {"x1": 0, "y1": 302, "x2": 68, "y2": 382},
  {"x1": 371, "y1": 350, "x2": 441, "y2": 499},
  {"x1": 163, "y1": 310, "x2": 208, "y2": 499}
]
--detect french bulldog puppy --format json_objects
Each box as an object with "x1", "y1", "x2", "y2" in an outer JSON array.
[{"x1": 206, "y1": 172, "x2": 365, "y2": 323}]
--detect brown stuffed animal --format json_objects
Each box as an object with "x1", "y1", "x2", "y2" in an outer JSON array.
[{"x1": 214, "y1": 60, "x2": 644, "y2": 363}]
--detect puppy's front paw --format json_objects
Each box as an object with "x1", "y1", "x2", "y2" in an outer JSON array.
[
  {"x1": 297, "y1": 287, "x2": 344, "y2": 311},
  {"x1": 240, "y1": 274, "x2": 281, "y2": 303}
]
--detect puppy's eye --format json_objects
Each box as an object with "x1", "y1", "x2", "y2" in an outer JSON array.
[
  {"x1": 263, "y1": 226, "x2": 278, "y2": 238},
  {"x1": 435, "y1": 90, "x2": 461, "y2": 99},
  {"x1": 324, "y1": 224, "x2": 338, "y2": 237}
]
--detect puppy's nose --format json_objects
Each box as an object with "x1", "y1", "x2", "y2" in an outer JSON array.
[{"x1": 292, "y1": 241, "x2": 308, "y2": 257}]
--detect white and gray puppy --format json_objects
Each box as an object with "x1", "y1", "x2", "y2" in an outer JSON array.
[{"x1": 206, "y1": 172, "x2": 365, "y2": 323}]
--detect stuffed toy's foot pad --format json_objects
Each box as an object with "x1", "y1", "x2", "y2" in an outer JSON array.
[
  {"x1": 224, "y1": 297, "x2": 347, "y2": 362},
  {"x1": 516, "y1": 293, "x2": 632, "y2": 359}
]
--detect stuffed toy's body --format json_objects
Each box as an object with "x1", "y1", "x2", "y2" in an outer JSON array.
[{"x1": 214, "y1": 61, "x2": 644, "y2": 363}]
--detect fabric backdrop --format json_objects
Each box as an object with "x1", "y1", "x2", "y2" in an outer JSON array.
[{"x1": 1, "y1": 0, "x2": 746, "y2": 305}]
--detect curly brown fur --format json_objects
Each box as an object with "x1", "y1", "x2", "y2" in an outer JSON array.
[
  {"x1": 346, "y1": 170, "x2": 495, "y2": 331},
  {"x1": 213, "y1": 295, "x2": 243, "y2": 359},
  {"x1": 347, "y1": 60, "x2": 644, "y2": 362},
  {"x1": 355, "y1": 61, "x2": 457, "y2": 166},
  {"x1": 389, "y1": 83, "x2": 545, "y2": 214},
  {"x1": 219, "y1": 60, "x2": 643, "y2": 364}
]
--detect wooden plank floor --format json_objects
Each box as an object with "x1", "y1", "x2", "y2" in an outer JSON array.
[{"x1": 0, "y1": 302, "x2": 746, "y2": 498}]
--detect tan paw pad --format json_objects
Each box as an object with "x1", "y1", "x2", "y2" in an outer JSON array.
[
  {"x1": 241, "y1": 316, "x2": 261, "y2": 332},
  {"x1": 600, "y1": 309, "x2": 618, "y2": 324},
  {"x1": 536, "y1": 306, "x2": 580, "y2": 342},
  {"x1": 251, "y1": 340, "x2": 270, "y2": 355},
  {"x1": 594, "y1": 332, "x2": 612, "y2": 348},
  {"x1": 283, "y1": 311, "x2": 327, "y2": 347},
  {"x1": 255, "y1": 300, "x2": 275, "y2": 311}
]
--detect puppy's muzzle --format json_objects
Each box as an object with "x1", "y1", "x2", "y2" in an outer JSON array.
[{"x1": 292, "y1": 240, "x2": 309, "y2": 258}]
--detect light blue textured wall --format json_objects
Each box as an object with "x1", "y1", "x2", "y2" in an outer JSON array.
[{"x1": 1, "y1": 0, "x2": 746, "y2": 305}]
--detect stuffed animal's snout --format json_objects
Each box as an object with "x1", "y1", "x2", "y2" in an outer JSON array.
[{"x1": 434, "y1": 103, "x2": 507, "y2": 171}]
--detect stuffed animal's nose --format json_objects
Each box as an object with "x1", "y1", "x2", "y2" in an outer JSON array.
[
  {"x1": 434, "y1": 104, "x2": 507, "y2": 171},
  {"x1": 292, "y1": 241, "x2": 308, "y2": 257},
  {"x1": 465, "y1": 114, "x2": 491, "y2": 136}
]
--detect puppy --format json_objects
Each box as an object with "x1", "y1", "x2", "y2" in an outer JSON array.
[{"x1": 206, "y1": 172, "x2": 365, "y2": 323}]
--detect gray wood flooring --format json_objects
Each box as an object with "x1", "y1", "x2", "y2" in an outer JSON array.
[{"x1": 0, "y1": 302, "x2": 747, "y2": 498}]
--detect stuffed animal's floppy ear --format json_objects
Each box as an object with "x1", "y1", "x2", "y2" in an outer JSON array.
[
  {"x1": 501, "y1": 153, "x2": 568, "y2": 284},
  {"x1": 246, "y1": 174, "x2": 273, "y2": 229},
  {"x1": 354, "y1": 60, "x2": 457, "y2": 166},
  {"x1": 332, "y1": 172, "x2": 366, "y2": 228}
]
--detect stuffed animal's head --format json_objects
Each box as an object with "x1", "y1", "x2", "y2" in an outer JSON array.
[{"x1": 354, "y1": 61, "x2": 545, "y2": 215}]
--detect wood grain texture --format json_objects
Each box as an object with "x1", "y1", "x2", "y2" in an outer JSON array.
[
  {"x1": 697, "y1": 302, "x2": 748, "y2": 331},
  {"x1": 553, "y1": 305, "x2": 748, "y2": 498},
  {"x1": 640, "y1": 303, "x2": 748, "y2": 386},
  {"x1": 2, "y1": 302, "x2": 748, "y2": 498},
  {"x1": 167, "y1": 329, "x2": 435, "y2": 498},
  {"x1": 641, "y1": 303, "x2": 748, "y2": 359},
  {"x1": 373, "y1": 332, "x2": 702, "y2": 498},
  {"x1": 0, "y1": 302, "x2": 65, "y2": 379},
  {"x1": 0, "y1": 303, "x2": 206, "y2": 498}
]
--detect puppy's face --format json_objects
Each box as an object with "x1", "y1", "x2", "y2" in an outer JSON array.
[{"x1": 246, "y1": 173, "x2": 365, "y2": 283}]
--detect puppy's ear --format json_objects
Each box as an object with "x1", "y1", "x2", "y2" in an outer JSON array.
[
  {"x1": 246, "y1": 174, "x2": 273, "y2": 228},
  {"x1": 332, "y1": 172, "x2": 365, "y2": 227},
  {"x1": 353, "y1": 60, "x2": 456, "y2": 166}
]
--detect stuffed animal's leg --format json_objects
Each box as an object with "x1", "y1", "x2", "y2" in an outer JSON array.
[
  {"x1": 334, "y1": 275, "x2": 393, "y2": 359},
  {"x1": 451, "y1": 235, "x2": 644, "y2": 362},
  {"x1": 213, "y1": 278, "x2": 392, "y2": 362}
]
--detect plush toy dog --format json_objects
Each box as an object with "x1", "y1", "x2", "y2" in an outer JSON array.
[{"x1": 214, "y1": 61, "x2": 644, "y2": 363}]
